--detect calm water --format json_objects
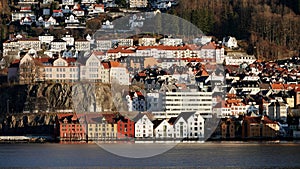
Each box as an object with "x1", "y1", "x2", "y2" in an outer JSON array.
[{"x1": 0, "y1": 142, "x2": 300, "y2": 168}]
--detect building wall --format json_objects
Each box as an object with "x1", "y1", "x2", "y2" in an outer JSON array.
[
  {"x1": 134, "y1": 115, "x2": 153, "y2": 138},
  {"x1": 60, "y1": 123, "x2": 85, "y2": 141},
  {"x1": 163, "y1": 91, "x2": 212, "y2": 118},
  {"x1": 174, "y1": 117, "x2": 187, "y2": 138},
  {"x1": 117, "y1": 118, "x2": 135, "y2": 138},
  {"x1": 154, "y1": 120, "x2": 173, "y2": 138},
  {"x1": 87, "y1": 123, "x2": 117, "y2": 140},
  {"x1": 186, "y1": 113, "x2": 205, "y2": 139}
]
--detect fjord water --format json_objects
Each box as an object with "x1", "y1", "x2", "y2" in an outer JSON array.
[{"x1": 0, "y1": 142, "x2": 300, "y2": 168}]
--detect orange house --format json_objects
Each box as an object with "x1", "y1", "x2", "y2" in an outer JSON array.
[{"x1": 56, "y1": 114, "x2": 86, "y2": 141}]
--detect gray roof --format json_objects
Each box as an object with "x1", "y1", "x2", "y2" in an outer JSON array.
[
  {"x1": 132, "y1": 112, "x2": 154, "y2": 122},
  {"x1": 174, "y1": 111, "x2": 196, "y2": 124}
]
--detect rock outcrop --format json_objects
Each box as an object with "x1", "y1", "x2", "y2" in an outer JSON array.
[{"x1": 0, "y1": 82, "x2": 122, "y2": 114}]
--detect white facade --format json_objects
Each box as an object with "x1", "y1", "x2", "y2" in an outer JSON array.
[
  {"x1": 225, "y1": 52, "x2": 256, "y2": 65},
  {"x1": 223, "y1": 36, "x2": 238, "y2": 49},
  {"x1": 80, "y1": 55, "x2": 104, "y2": 82},
  {"x1": 12, "y1": 12, "x2": 34, "y2": 21},
  {"x1": 193, "y1": 36, "x2": 212, "y2": 45},
  {"x1": 18, "y1": 40, "x2": 41, "y2": 51},
  {"x1": 200, "y1": 42, "x2": 224, "y2": 63},
  {"x1": 159, "y1": 38, "x2": 182, "y2": 46},
  {"x1": 50, "y1": 39, "x2": 67, "y2": 51},
  {"x1": 134, "y1": 114, "x2": 154, "y2": 138},
  {"x1": 39, "y1": 35, "x2": 54, "y2": 44},
  {"x1": 138, "y1": 37, "x2": 156, "y2": 46},
  {"x1": 154, "y1": 120, "x2": 174, "y2": 138},
  {"x1": 118, "y1": 39, "x2": 133, "y2": 47},
  {"x1": 163, "y1": 91, "x2": 212, "y2": 118},
  {"x1": 75, "y1": 40, "x2": 90, "y2": 51},
  {"x1": 129, "y1": 0, "x2": 148, "y2": 8},
  {"x1": 96, "y1": 40, "x2": 112, "y2": 51},
  {"x1": 62, "y1": 35, "x2": 75, "y2": 46},
  {"x1": 110, "y1": 65, "x2": 129, "y2": 85},
  {"x1": 44, "y1": 57, "x2": 79, "y2": 82},
  {"x1": 173, "y1": 112, "x2": 205, "y2": 139},
  {"x1": 173, "y1": 116, "x2": 187, "y2": 138},
  {"x1": 62, "y1": 0, "x2": 74, "y2": 5},
  {"x1": 186, "y1": 112, "x2": 205, "y2": 139}
]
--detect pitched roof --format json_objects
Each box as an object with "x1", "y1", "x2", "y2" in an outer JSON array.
[
  {"x1": 136, "y1": 45, "x2": 192, "y2": 51},
  {"x1": 201, "y1": 42, "x2": 217, "y2": 50},
  {"x1": 174, "y1": 111, "x2": 195, "y2": 124},
  {"x1": 110, "y1": 61, "x2": 120, "y2": 67},
  {"x1": 152, "y1": 119, "x2": 164, "y2": 129},
  {"x1": 101, "y1": 62, "x2": 110, "y2": 69},
  {"x1": 168, "y1": 117, "x2": 177, "y2": 125},
  {"x1": 271, "y1": 83, "x2": 284, "y2": 90},
  {"x1": 107, "y1": 46, "x2": 135, "y2": 53},
  {"x1": 132, "y1": 112, "x2": 154, "y2": 122}
]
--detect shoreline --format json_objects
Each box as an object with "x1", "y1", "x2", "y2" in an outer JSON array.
[{"x1": 1, "y1": 138, "x2": 300, "y2": 144}]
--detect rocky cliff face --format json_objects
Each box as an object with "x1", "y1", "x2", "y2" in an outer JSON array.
[
  {"x1": 0, "y1": 113, "x2": 57, "y2": 136},
  {"x1": 0, "y1": 82, "x2": 120, "y2": 114},
  {"x1": 0, "y1": 82, "x2": 124, "y2": 135}
]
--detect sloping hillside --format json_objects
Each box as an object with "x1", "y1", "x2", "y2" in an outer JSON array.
[{"x1": 171, "y1": 0, "x2": 300, "y2": 60}]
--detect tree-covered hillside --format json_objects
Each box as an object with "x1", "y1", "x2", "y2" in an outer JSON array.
[{"x1": 170, "y1": 0, "x2": 300, "y2": 60}]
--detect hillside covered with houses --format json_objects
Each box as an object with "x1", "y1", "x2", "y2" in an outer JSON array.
[{"x1": 0, "y1": 0, "x2": 300, "y2": 142}]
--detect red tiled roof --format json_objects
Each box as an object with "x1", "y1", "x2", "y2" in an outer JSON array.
[
  {"x1": 181, "y1": 58, "x2": 203, "y2": 62},
  {"x1": 201, "y1": 42, "x2": 217, "y2": 49},
  {"x1": 107, "y1": 46, "x2": 135, "y2": 53},
  {"x1": 57, "y1": 113, "x2": 74, "y2": 120},
  {"x1": 244, "y1": 115, "x2": 278, "y2": 124},
  {"x1": 35, "y1": 57, "x2": 50, "y2": 63},
  {"x1": 53, "y1": 10, "x2": 62, "y2": 13},
  {"x1": 136, "y1": 91, "x2": 143, "y2": 96},
  {"x1": 110, "y1": 61, "x2": 120, "y2": 67},
  {"x1": 12, "y1": 59, "x2": 20, "y2": 64},
  {"x1": 94, "y1": 4, "x2": 104, "y2": 8},
  {"x1": 102, "y1": 62, "x2": 110, "y2": 69},
  {"x1": 201, "y1": 69, "x2": 209, "y2": 76},
  {"x1": 136, "y1": 45, "x2": 192, "y2": 51},
  {"x1": 65, "y1": 58, "x2": 77, "y2": 64},
  {"x1": 102, "y1": 113, "x2": 116, "y2": 124},
  {"x1": 138, "y1": 72, "x2": 146, "y2": 77},
  {"x1": 92, "y1": 51, "x2": 105, "y2": 55},
  {"x1": 271, "y1": 83, "x2": 284, "y2": 90},
  {"x1": 20, "y1": 7, "x2": 31, "y2": 10}
]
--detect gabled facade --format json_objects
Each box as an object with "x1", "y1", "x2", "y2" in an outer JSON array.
[
  {"x1": 50, "y1": 39, "x2": 67, "y2": 51},
  {"x1": 242, "y1": 115, "x2": 280, "y2": 139},
  {"x1": 173, "y1": 111, "x2": 205, "y2": 139},
  {"x1": 44, "y1": 57, "x2": 79, "y2": 82},
  {"x1": 110, "y1": 61, "x2": 129, "y2": 85},
  {"x1": 154, "y1": 119, "x2": 174, "y2": 138},
  {"x1": 222, "y1": 36, "x2": 238, "y2": 49},
  {"x1": 80, "y1": 54, "x2": 106, "y2": 82},
  {"x1": 83, "y1": 113, "x2": 117, "y2": 141},
  {"x1": 133, "y1": 113, "x2": 154, "y2": 138},
  {"x1": 57, "y1": 113, "x2": 85, "y2": 141},
  {"x1": 117, "y1": 116, "x2": 135, "y2": 138}
]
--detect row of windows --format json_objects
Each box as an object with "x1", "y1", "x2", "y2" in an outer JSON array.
[
  {"x1": 61, "y1": 128, "x2": 83, "y2": 131},
  {"x1": 88, "y1": 133, "x2": 116, "y2": 137},
  {"x1": 89, "y1": 128, "x2": 113, "y2": 131}
]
